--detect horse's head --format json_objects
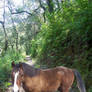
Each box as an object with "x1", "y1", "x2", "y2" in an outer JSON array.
[{"x1": 11, "y1": 61, "x2": 24, "y2": 92}]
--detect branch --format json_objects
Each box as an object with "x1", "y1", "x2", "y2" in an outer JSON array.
[
  {"x1": 38, "y1": 0, "x2": 46, "y2": 11},
  {"x1": 11, "y1": 10, "x2": 33, "y2": 15},
  {"x1": 10, "y1": 7, "x2": 41, "y2": 15},
  {"x1": 0, "y1": 21, "x2": 4, "y2": 25},
  {"x1": 7, "y1": 0, "x2": 41, "y2": 16}
]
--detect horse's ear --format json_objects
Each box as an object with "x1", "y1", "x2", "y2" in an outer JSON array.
[
  {"x1": 19, "y1": 62, "x2": 23, "y2": 69},
  {"x1": 19, "y1": 62, "x2": 24, "y2": 75},
  {"x1": 11, "y1": 61, "x2": 15, "y2": 68}
]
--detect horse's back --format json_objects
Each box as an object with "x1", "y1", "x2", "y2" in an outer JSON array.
[
  {"x1": 23, "y1": 65, "x2": 75, "y2": 92},
  {"x1": 41, "y1": 66, "x2": 74, "y2": 77},
  {"x1": 41, "y1": 66, "x2": 74, "y2": 87}
]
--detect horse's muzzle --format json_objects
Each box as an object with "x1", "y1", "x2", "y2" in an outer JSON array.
[{"x1": 12, "y1": 90, "x2": 19, "y2": 92}]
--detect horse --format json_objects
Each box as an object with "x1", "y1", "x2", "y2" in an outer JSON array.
[{"x1": 11, "y1": 61, "x2": 86, "y2": 92}]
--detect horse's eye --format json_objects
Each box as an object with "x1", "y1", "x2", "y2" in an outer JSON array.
[{"x1": 13, "y1": 72, "x2": 15, "y2": 76}]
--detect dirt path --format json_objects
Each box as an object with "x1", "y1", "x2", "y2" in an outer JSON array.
[
  {"x1": 24, "y1": 55, "x2": 35, "y2": 66},
  {"x1": 7, "y1": 56, "x2": 34, "y2": 92}
]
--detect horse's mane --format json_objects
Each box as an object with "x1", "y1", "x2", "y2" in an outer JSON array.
[{"x1": 20, "y1": 63, "x2": 40, "y2": 77}]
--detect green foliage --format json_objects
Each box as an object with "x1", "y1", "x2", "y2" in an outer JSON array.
[
  {"x1": 30, "y1": 39, "x2": 37, "y2": 57},
  {"x1": 88, "y1": 87, "x2": 92, "y2": 92},
  {"x1": 30, "y1": 0, "x2": 92, "y2": 91},
  {"x1": 0, "y1": 49, "x2": 24, "y2": 91}
]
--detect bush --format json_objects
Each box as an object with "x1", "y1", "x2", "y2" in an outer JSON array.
[
  {"x1": 0, "y1": 49, "x2": 24, "y2": 91},
  {"x1": 30, "y1": 0, "x2": 92, "y2": 91}
]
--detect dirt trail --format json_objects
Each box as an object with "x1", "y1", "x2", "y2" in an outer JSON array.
[
  {"x1": 7, "y1": 56, "x2": 33, "y2": 92},
  {"x1": 24, "y1": 55, "x2": 35, "y2": 66}
]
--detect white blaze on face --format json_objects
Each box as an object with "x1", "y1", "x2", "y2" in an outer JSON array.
[{"x1": 13, "y1": 71, "x2": 19, "y2": 92}]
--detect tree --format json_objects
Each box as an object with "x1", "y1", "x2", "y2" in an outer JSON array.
[
  {"x1": 46, "y1": 0, "x2": 54, "y2": 13},
  {"x1": 0, "y1": 0, "x2": 8, "y2": 51}
]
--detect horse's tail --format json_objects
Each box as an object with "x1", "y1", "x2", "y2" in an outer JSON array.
[{"x1": 73, "y1": 69, "x2": 86, "y2": 92}]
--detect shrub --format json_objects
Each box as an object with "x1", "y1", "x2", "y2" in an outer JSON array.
[{"x1": 0, "y1": 49, "x2": 24, "y2": 91}]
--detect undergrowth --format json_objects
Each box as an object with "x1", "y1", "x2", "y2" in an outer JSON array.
[
  {"x1": 0, "y1": 49, "x2": 24, "y2": 91},
  {"x1": 30, "y1": 0, "x2": 92, "y2": 91}
]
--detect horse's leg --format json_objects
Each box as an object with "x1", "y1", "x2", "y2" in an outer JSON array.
[
  {"x1": 61, "y1": 86, "x2": 69, "y2": 92},
  {"x1": 61, "y1": 72, "x2": 74, "y2": 92},
  {"x1": 58, "y1": 85, "x2": 70, "y2": 92},
  {"x1": 58, "y1": 86, "x2": 63, "y2": 92},
  {"x1": 58, "y1": 82, "x2": 74, "y2": 92}
]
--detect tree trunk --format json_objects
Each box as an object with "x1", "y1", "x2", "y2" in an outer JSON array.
[
  {"x1": 8, "y1": 4, "x2": 19, "y2": 50},
  {"x1": 2, "y1": 24, "x2": 8, "y2": 51},
  {"x1": 11, "y1": 18, "x2": 18, "y2": 50},
  {"x1": 3, "y1": 0, "x2": 8, "y2": 51},
  {"x1": 56, "y1": 0, "x2": 60, "y2": 9},
  {"x1": 46, "y1": 0, "x2": 54, "y2": 13},
  {"x1": 16, "y1": 32, "x2": 18, "y2": 50},
  {"x1": 38, "y1": 0, "x2": 46, "y2": 22}
]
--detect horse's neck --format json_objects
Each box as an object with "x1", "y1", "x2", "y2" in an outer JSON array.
[{"x1": 23, "y1": 64, "x2": 40, "y2": 77}]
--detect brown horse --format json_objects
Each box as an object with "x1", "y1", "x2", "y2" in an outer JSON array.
[{"x1": 11, "y1": 61, "x2": 86, "y2": 92}]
